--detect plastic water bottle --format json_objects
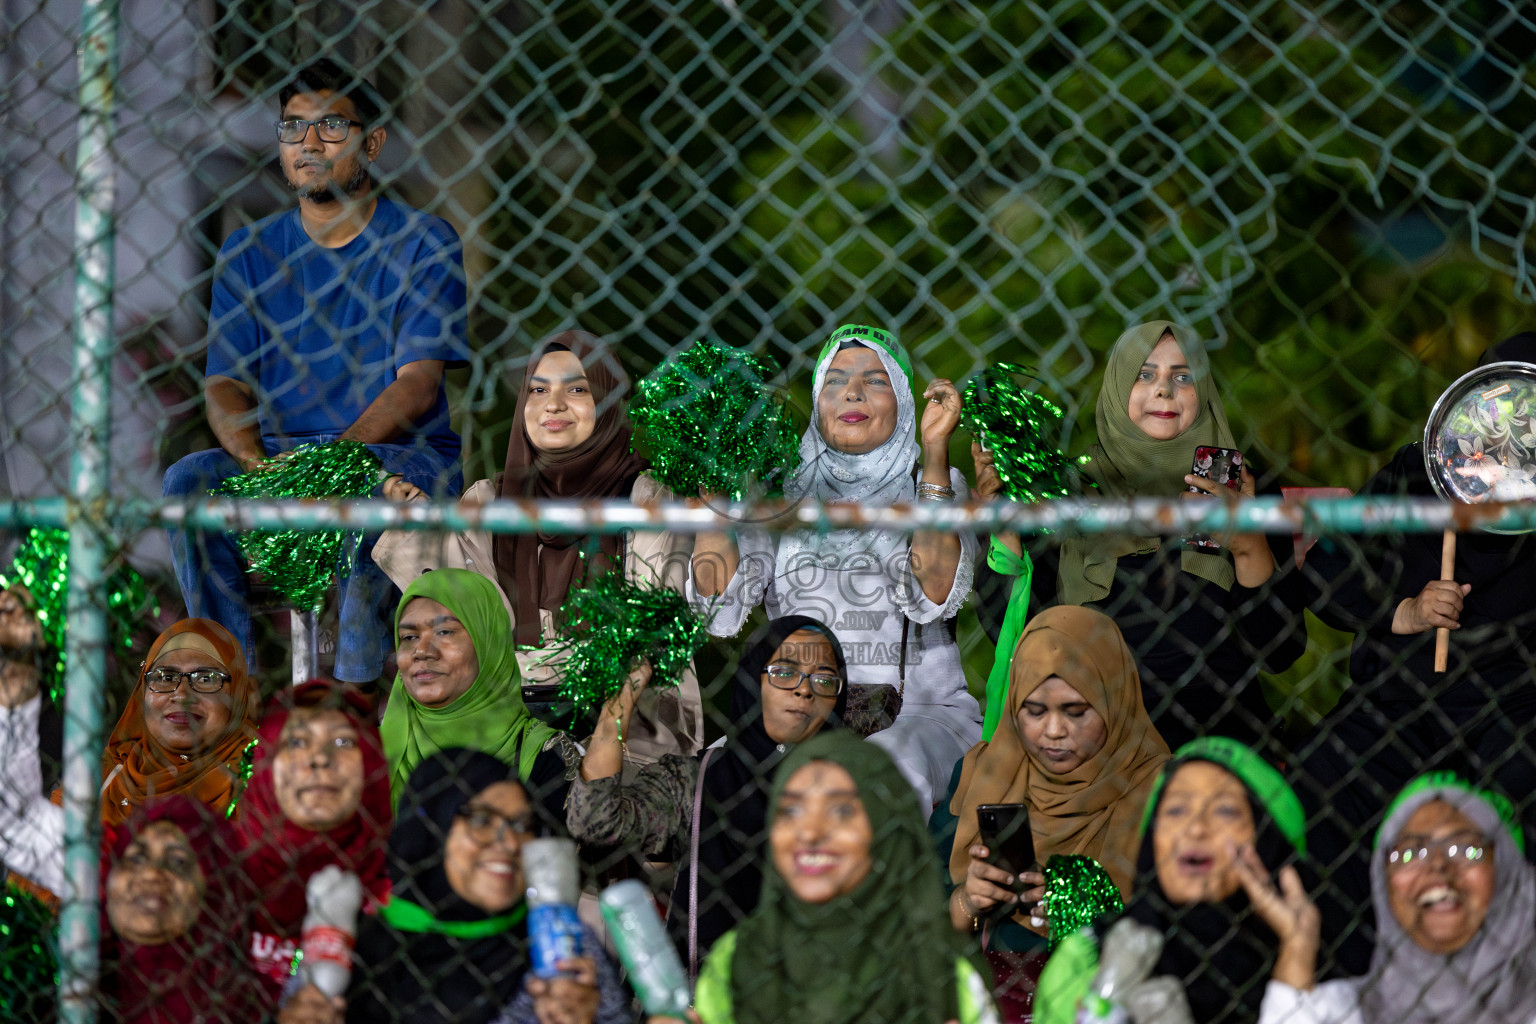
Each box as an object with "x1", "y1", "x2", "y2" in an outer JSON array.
[
  {"x1": 522, "y1": 837, "x2": 584, "y2": 979},
  {"x1": 599, "y1": 880, "x2": 691, "y2": 1020},
  {"x1": 300, "y1": 866, "x2": 363, "y2": 998}
]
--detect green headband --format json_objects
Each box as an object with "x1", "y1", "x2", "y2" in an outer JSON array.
[
  {"x1": 1376, "y1": 771, "x2": 1525, "y2": 856},
  {"x1": 816, "y1": 323, "x2": 913, "y2": 383},
  {"x1": 1138, "y1": 737, "x2": 1307, "y2": 856}
]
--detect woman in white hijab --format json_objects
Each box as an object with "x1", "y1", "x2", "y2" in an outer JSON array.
[{"x1": 689, "y1": 324, "x2": 980, "y2": 808}]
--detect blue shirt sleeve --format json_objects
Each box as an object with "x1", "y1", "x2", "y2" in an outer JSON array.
[
  {"x1": 393, "y1": 217, "x2": 469, "y2": 371},
  {"x1": 204, "y1": 229, "x2": 262, "y2": 384}
]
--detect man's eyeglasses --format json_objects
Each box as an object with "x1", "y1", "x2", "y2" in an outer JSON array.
[
  {"x1": 456, "y1": 805, "x2": 535, "y2": 846},
  {"x1": 1386, "y1": 831, "x2": 1490, "y2": 872},
  {"x1": 763, "y1": 664, "x2": 843, "y2": 698},
  {"x1": 143, "y1": 668, "x2": 232, "y2": 694},
  {"x1": 275, "y1": 116, "x2": 363, "y2": 144}
]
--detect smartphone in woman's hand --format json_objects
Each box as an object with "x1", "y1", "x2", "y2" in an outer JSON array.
[
  {"x1": 977, "y1": 803, "x2": 1038, "y2": 916},
  {"x1": 1186, "y1": 446, "x2": 1244, "y2": 550}
]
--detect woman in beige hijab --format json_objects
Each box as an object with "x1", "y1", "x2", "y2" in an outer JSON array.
[{"x1": 944, "y1": 606, "x2": 1169, "y2": 937}]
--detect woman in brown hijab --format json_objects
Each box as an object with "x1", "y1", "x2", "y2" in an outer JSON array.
[
  {"x1": 940, "y1": 605, "x2": 1170, "y2": 939},
  {"x1": 0, "y1": 617, "x2": 261, "y2": 895},
  {"x1": 374, "y1": 330, "x2": 702, "y2": 763}
]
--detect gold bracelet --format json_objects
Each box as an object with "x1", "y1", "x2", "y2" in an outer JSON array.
[
  {"x1": 615, "y1": 711, "x2": 627, "y2": 762},
  {"x1": 954, "y1": 887, "x2": 978, "y2": 932}
]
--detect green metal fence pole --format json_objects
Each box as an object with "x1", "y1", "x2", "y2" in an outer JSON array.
[
  {"x1": 59, "y1": 0, "x2": 121, "y2": 1020},
  {"x1": 2, "y1": 494, "x2": 1531, "y2": 536}
]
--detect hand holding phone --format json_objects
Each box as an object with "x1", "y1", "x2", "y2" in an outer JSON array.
[
  {"x1": 975, "y1": 804, "x2": 1042, "y2": 921},
  {"x1": 1185, "y1": 446, "x2": 1244, "y2": 551}
]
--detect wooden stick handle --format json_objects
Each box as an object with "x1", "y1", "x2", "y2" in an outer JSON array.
[{"x1": 1435, "y1": 529, "x2": 1456, "y2": 673}]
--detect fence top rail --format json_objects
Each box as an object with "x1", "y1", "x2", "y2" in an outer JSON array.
[{"x1": 4, "y1": 494, "x2": 1534, "y2": 535}]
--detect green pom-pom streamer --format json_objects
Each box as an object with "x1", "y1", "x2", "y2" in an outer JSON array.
[
  {"x1": 0, "y1": 884, "x2": 57, "y2": 1024},
  {"x1": 215, "y1": 440, "x2": 384, "y2": 610},
  {"x1": 630, "y1": 338, "x2": 801, "y2": 500},
  {"x1": 961, "y1": 364, "x2": 1086, "y2": 502},
  {"x1": 1043, "y1": 853, "x2": 1123, "y2": 951},
  {"x1": 547, "y1": 572, "x2": 710, "y2": 719},
  {"x1": 0, "y1": 527, "x2": 153, "y2": 700}
]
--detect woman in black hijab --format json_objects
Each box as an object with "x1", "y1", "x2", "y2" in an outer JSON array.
[
  {"x1": 1035, "y1": 737, "x2": 1314, "y2": 1024},
  {"x1": 1299, "y1": 332, "x2": 1536, "y2": 975},
  {"x1": 307, "y1": 748, "x2": 628, "y2": 1024},
  {"x1": 567, "y1": 615, "x2": 850, "y2": 975}
]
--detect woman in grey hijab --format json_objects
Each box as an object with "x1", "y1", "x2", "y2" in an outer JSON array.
[{"x1": 1257, "y1": 772, "x2": 1536, "y2": 1024}]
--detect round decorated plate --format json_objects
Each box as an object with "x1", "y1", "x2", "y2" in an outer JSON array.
[{"x1": 1423, "y1": 361, "x2": 1536, "y2": 522}]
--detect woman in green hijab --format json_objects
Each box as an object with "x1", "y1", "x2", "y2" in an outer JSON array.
[
  {"x1": 692, "y1": 732, "x2": 999, "y2": 1024},
  {"x1": 977, "y1": 321, "x2": 1303, "y2": 752},
  {"x1": 381, "y1": 568, "x2": 579, "y2": 825}
]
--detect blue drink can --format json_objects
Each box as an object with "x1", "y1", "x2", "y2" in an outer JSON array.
[
  {"x1": 523, "y1": 838, "x2": 584, "y2": 979},
  {"x1": 528, "y1": 902, "x2": 586, "y2": 979}
]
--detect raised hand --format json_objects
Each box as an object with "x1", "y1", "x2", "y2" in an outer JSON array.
[
  {"x1": 1231, "y1": 842, "x2": 1319, "y2": 991},
  {"x1": 581, "y1": 659, "x2": 654, "y2": 782},
  {"x1": 972, "y1": 441, "x2": 1003, "y2": 502},
  {"x1": 920, "y1": 378, "x2": 963, "y2": 450},
  {"x1": 1182, "y1": 466, "x2": 1275, "y2": 586}
]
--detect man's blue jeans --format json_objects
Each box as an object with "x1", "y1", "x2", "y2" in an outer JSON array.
[{"x1": 162, "y1": 435, "x2": 461, "y2": 682}]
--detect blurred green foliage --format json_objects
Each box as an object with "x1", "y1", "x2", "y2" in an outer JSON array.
[
  {"x1": 216, "y1": 0, "x2": 1536, "y2": 716},
  {"x1": 456, "y1": 0, "x2": 1536, "y2": 722}
]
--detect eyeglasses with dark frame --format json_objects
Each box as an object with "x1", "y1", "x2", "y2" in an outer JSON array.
[
  {"x1": 455, "y1": 805, "x2": 536, "y2": 846},
  {"x1": 143, "y1": 668, "x2": 232, "y2": 694},
  {"x1": 275, "y1": 116, "x2": 364, "y2": 144},
  {"x1": 763, "y1": 664, "x2": 844, "y2": 698}
]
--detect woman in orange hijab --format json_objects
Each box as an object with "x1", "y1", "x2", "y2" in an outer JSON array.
[
  {"x1": 100, "y1": 618, "x2": 262, "y2": 825},
  {"x1": 939, "y1": 606, "x2": 1170, "y2": 941},
  {"x1": 0, "y1": 618, "x2": 262, "y2": 894}
]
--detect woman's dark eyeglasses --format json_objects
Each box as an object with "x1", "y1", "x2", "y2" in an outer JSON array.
[
  {"x1": 763, "y1": 664, "x2": 843, "y2": 697},
  {"x1": 144, "y1": 669, "x2": 232, "y2": 694},
  {"x1": 121, "y1": 845, "x2": 199, "y2": 879},
  {"x1": 456, "y1": 805, "x2": 535, "y2": 846},
  {"x1": 275, "y1": 116, "x2": 363, "y2": 144}
]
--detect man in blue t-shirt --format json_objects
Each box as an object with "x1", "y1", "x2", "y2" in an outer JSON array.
[{"x1": 164, "y1": 58, "x2": 467, "y2": 687}]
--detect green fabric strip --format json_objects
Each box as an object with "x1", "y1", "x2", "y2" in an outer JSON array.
[
  {"x1": 1137, "y1": 737, "x2": 1307, "y2": 856},
  {"x1": 815, "y1": 323, "x2": 914, "y2": 383},
  {"x1": 377, "y1": 896, "x2": 528, "y2": 938},
  {"x1": 1377, "y1": 771, "x2": 1526, "y2": 855},
  {"x1": 981, "y1": 536, "x2": 1033, "y2": 741}
]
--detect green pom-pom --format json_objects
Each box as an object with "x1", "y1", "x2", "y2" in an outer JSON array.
[
  {"x1": 630, "y1": 338, "x2": 800, "y2": 500},
  {"x1": 0, "y1": 527, "x2": 153, "y2": 700},
  {"x1": 547, "y1": 572, "x2": 710, "y2": 719},
  {"x1": 1043, "y1": 854, "x2": 1123, "y2": 950},
  {"x1": 960, "y1": 364, "x2": 1085, "y2": 502},
  {"x1": 0, "y1": 884, "x2": 57, "y2": 1024},
  {"x1": 215, "y1": 440, "x2": 384, "y2": 610}
]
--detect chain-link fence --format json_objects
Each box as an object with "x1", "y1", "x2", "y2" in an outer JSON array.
[{"x1": 4, "y1": 0, "x2": 1536, "y2": 1021}]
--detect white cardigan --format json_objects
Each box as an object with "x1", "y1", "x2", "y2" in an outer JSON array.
[
  {"x1": 683, "y1": 466, "x2": 981, "y2": 808},
  {"x1": 1259, "y1": 978, "x2": 1536, "y2": 1024}
]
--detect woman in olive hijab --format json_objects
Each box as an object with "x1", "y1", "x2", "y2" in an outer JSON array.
[{"x1": 977, "y1": 321, "x2": 1303, "y2": 753}]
